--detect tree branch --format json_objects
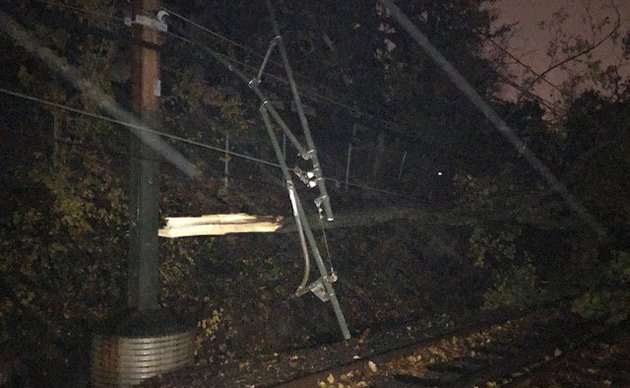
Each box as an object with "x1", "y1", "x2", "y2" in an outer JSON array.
[{"x1": 522, "y1": 7, "x2": 621, "y2": 96}]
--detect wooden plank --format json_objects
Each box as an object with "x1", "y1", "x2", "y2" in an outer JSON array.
[{"x1": 159, "y1": 214, "x2": 284, "y2": 238}]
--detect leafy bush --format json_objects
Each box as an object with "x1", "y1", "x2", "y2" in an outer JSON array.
[
  {"x1": 482, "y1": 261, "x2": 547, "y2": 309},
  {"x1": 467, "y1": 225, "x2": 547, "y2": 309},
  {"x1": 572, "y1": 251, "x2": 630, "y2": 323}
]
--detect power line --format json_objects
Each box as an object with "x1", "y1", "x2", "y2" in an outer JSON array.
[
  {"x1": 27, "y1": 2, "x2": 561, "y2": 179},
  {"x1": 0, "y1": 87, "x2": 417, "y2": 200},
  {"x1": 3, "y1": 3, "x2": 436, "y2": 200},
  {"x1": 160, "y1": 29, "x2": 433, "y2": 199},
  {"x1": 162, "y1": 28, "x2": 543, "y2": 203},
  {"x1": 158, "y1": 5, "x2": 441, "y2": 138},
  {"x1": 16, "y1": 127, "x2": 292, "y2": 191},
  {"x1": 161, "y1": 28, "x2": 366, "y2": 120},
  {"x1": 0, "y1": 8, "x2": 200, "y2": 177},
  {"x1": 161, "y1": 5, "x2": 281, "y2": 67},
  {"x1": 27, "y1": 0, "x2": 455, "y2": 150},
  {"x1": 161, "y1": 4, "x2": 359, "y2": 111},
  {"x1": 162, "y1": 4, "x2": 569, "y2": 155},
  {"x1": 25, "y1": 3, "x2": 444, "y2": 188},
  {"x1": 11, "y1": 3, "x2": 558, "y2": 202},
  {"x1": 32, "y1": 0, "x2": 567, "y2": 145},
  {"x1": 33, "y1": 0, "x2": 125, "y2": 23},
  {"x1": 0, "y1": 87, "x2": 279, "y2": 168},
  {"x1": 48, "y1": 0, "x2": 553, "y2": 129},
  {"x1": 26, "y1": 0, "x2": 450, "y2": 143},
  {"x1": 162, "y1": 27, "x2": 456, "y2": 170}
]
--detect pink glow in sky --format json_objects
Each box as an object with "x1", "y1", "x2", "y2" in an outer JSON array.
[{"x1": 491, "y1": 0, "x2": 630, "y2": 102}]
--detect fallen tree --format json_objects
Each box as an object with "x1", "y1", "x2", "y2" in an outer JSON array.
[{"x1": 279, "y1": 205, "x2": 577, "y2": 233}]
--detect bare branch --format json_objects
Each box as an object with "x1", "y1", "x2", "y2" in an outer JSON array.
[{"x1": 522, "y1": 6, "x2": 621, "y2": 96}]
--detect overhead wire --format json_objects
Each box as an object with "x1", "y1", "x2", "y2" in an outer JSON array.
[
  {"x1": 0, "y1": 87, "x2": 279, "y2": 169},
  {"x1": 160, "y1": 17, "x2": 457, "y2": 191},
  {"x1": 20, "y1": 2, "x2": 366, "y2": 163},
  {"x1": 161, "y1": 4, "x2": 360, "y2": 112},
  {"x1": 31, "y1": 0, "x2": 567, "y2": 135},
  {"x1": 32, "y1": 0, "x2": 125, "y2": 23},
  {"x1": 159, "y1": 4, "x2": 441, "y2": 138},
  {"x1": 27, "y1": 0, "x2": 603, "y2": 118},
  {"x1": 5, "y1": 3, "x2": 444, "y2": 167},
  {"x1": 11, "y1": 0, "x2": 612, "y2": 238},
  {"x1": 30, "y1": 0, "x2": 556, "y2": 148},
  {"x1": 24, "y1": 0, "x2": 612, "y2": 227},
  {"x1": 161, "y1": 28, "x2": 422, "y2": 200},
  {"x1": 5, "y1": 0, "x2": 586, "y2": 229},
  {"x1": 162, "y1": 23, "x2": 545, "y2": 203},
  {"x1": 0, "y1": 8, "x2": 202, "y2": 177},
  {"x1": 161, "y1": 5, "x2": 281, "y2": 67},
  {"x1": 162, "y1": 2, "x2": 572, "y2": 154},
  {"x1": 8, "y1": 1, "x2": 562, "y2": 203},
  {"x1": 0, "y1": 86, "x2": 417, "y2": 200},
  {"x1": 94, "y1": 0, "x2": 565, "y2": 128},
  {"x1": 4, "y1": 122, "x2": 297, "y2": 196}
]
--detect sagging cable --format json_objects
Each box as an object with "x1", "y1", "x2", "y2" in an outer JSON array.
[{"x1": 287, "y1": 181, "x2": 311, "y2": 296}]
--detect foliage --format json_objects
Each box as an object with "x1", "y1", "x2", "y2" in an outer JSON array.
[
  {"x1": 169, "y1": 0, "x2": 511, "y2": 188},
  {"x1": 561, "y1": 90, "x2": 630, "y2": 224},
  {"x1": 533, "y1": 1, "x2": 627, "y2": 102},
  {"x1": 455, "y1": 173, "x2": 546, "y2": 219},
  {"x1": 0, "y1": 0, "x2": 131, "y2": 338},
  {"x1": 467, "y1": 225, "x2": 546, "y2": 309},
  {"x1": 482, "y1": 261, "x2": 546, "y2": 309},
  {"x1": 2, "y1": 0, "x2": 628, "y2": 385},
  {"x1": 194, "y1": 306, "x2": 239, "y2": 364},
  {"x1": 468, "y1": 225, "x2": 519, "y2": 269},
  {"x1": 163, "y1": 67, "x2": 255, "y2": 140},
  {"x1": 572, "y1": 251, "x2": 630, "y2": 323},
  {"x1": 452, "y1": 95, "x2": 567, "y2": 221},
  {"x1": 159, "y1": 239, "x2": 204, "y2": 310},
  {"x1": 0, "y1": 124, "x2": 128, "y2": 325}
]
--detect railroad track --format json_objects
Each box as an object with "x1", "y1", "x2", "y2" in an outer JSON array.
[
  {"x1": 271, "y1": 307, "x2": 625, "y2": 388},
  {"x1": 505, "y1": 322, "x2": 630, "y2": 387},
  {"x1": 151, "y1": 300, "x2": 628, "y2": 387},
  {"x1": 377, "y1": 311, "x2": 590, "y2": 387}
]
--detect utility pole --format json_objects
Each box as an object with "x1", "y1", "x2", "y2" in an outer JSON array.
[{"x1": 128, "y1": 0, "x2": 162, "y2": 311}]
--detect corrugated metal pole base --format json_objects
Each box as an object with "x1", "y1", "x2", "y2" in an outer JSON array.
[{"x1": 91, "y1": 309, "x2": 194, "y2": 387}]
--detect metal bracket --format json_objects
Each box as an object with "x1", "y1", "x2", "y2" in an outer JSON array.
[
  {"x1": 252, "y1": 36, "x2": 281, "y2": 86},
  {"x1": 310, "y1": 279, "x2": 329, "y2": 302},
  {"x1": 296, "y1": 273, "x2": 338, "y2": 302},
  {"x1": 294, "y1": 166, "x2": 317, "y2": 188},
  {"x1": 125, "y1": 13, "x2": 168, "y2": 32},
  {"x1": 153, "y1": 79, "x2": 161, "y2": 97}
]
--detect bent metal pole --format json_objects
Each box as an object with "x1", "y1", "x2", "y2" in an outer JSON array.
[
  {"x1": 260, "y1": 103, "x2": 351, "y2": 340},
  {"x1": 163, "y1": 6, "x2": 351, "y2": 339},
  {"x1": 265, "y1": 0, "x2": 334, "y2": 222}
]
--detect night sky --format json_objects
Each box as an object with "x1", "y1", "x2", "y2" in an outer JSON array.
[{"x1": 493, "y1": 0, "x2": 630, "y2": 100}]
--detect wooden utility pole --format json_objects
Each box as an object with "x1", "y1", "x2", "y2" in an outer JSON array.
[{"x1": 128, "y1": 0, "x2": 162, "y2": 311}]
